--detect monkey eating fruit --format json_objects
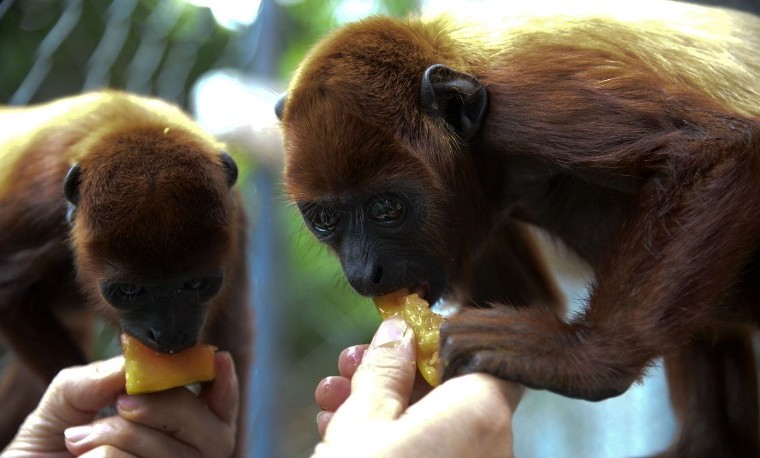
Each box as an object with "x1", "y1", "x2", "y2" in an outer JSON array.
[
  {"x1": 0, "y1": 90, "x2": 251, "y2": 455},
  {"x1": 278, "y1": 2, "x2": 760, "y2": 455},
  {"x1": 121, "y1": 333, "x2": 216, "y2": 395},
  {"x1": 373, "y1": 292, "x2": 444, "y2": 386}
]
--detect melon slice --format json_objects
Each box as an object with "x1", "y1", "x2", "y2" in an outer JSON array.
[
  {"x1": 373, "y1": 292, "x2": 444, "y2": 386},
  {"x1": 121, "y1": 333, "x2": 216, "y2": 395}
]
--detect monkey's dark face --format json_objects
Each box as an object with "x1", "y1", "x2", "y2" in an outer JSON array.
[
  {"x1": 96, "y1": 269, "x2": 224, "y2": 354},
  {"x1": 280, "y1": 56, "x2": 490, "y2": 307},
  {"x1": 63, "y1": 126, "x2": 239, "y2": 353},
  {"x1": 279, "y1": 83, "x2": 461, "y2": 305},
  {"x1": 298, "y1": 184, "x2": 448, "y2": 305}
]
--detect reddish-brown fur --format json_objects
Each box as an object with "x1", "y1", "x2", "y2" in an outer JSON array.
[
  {"x1": 0, "y1": 91, "x2": 251, "y2": 455},
  {"x1": 280, "y1": 2, "x2": 760, "y2": 456}
]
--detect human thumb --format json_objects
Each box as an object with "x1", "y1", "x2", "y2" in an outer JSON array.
[{"x1": 325, "y1": 316, "x2": 416, "y2": 434}]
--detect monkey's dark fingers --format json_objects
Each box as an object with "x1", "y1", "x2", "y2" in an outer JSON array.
[{"x1": 440, "y1": 306, "x2": 636, "y2": 400}]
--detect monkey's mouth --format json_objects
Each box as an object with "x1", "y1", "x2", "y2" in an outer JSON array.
[
  {"x1": 375, "y1": 285, "x2": 432, "y2": 306},
  {"x1": 410, "y1": 285, "x2": 430, "y2": 304},
  {"x1": 409, "y1": 284, "x2": 453, "y2": 313},
  {"x1": 376, "y1": 284, "x2": 459, "y2": 316},
  {"x1": 410, "y1": 284, "x2": 461, "y2": 316}
]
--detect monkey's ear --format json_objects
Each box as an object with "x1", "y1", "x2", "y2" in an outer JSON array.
[
  {"x1": 220, "y1": 151, "x2": 238, "y2": 187},
  {"x1": 420, "y1": 64, "x2": 488, "y2": 141},
  {"x1": 274, "y1": 92, "x2": 287, "y2": 120},
  {"x1": 63, "y1": 163, "x2": 81, "y2": 225},
  {"x1": 63, "y1": 163, "x2": 81, "y2": 205}
]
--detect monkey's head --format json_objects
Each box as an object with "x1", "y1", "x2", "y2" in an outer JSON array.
[
  {"x1": 63, "y1": 124, "x2": 240, "y2": 354},
  {"x1": 279, "y1": 18, "x2": 490, "y2": 307}
]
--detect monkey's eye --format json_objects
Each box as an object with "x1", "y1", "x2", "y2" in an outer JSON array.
[
  {"x1": 308, "y1": 206, "x2": 339, "y2": 234},
  {"x1": 367, "y1": 194, "x2": 404, "y2": 224},
  {"x1": 117, "y1": 283, "x2": 144, "y2": 299},
  {"x1": 182, "y1": 276, "x2": 223, "y2": 303},
  {"x1": 101, "y1": 282, "x2": 145, "y2": 308},
  {"x1": 184, "y1": 278, "x2": 210, "y2": 291}
]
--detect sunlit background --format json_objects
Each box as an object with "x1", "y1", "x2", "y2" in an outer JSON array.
[{"x1": 1, "y1": 0, "x2": 759, "y2": 456}]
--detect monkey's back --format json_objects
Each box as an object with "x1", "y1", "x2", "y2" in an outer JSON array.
[
  {"x1": 430, "y1": 0, "x2": 760, "y2": 118},
  {"x1": 289, "y1": 0, "x2": 760, "y2": 129}
]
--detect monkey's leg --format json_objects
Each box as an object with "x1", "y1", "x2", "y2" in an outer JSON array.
[
  {"x1": 0, "y1": 359, "x2": 46, "y2": 448},
  {"x1": 655, "y1": 332, "x2": 759, "y2": 458},
  {"x1": 0, "y1": 243, "x2": 88, "y2": 382}
]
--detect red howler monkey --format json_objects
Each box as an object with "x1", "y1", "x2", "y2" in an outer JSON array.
[
  {"x1": 277, "y1": 2, "x2": 760, "y2": 456},
  {"x1": 0, "y1": 91, "x2": 251, "y2": 455}
]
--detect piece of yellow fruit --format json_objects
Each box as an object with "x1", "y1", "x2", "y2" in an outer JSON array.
[
  {"x1": 373, "y1": 291, "x2": 444, "y2": 386},
  {"x1": 121, "y1": 333, "x2": 216, "y2": 395}
]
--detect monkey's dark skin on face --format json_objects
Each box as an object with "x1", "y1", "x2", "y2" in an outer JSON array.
[
  {"x1": 0, "y1": 91, "x2": 251, "y2": 456},
  {"x1": 278, "y1": 2, "x2": 760, "y2": 456}
]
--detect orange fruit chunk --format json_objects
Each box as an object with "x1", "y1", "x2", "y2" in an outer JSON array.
[
  {"x1": 121, "y1": 333, "x2": 216, "y2": 395},
  {"x1": 373, "y1": 291, "x2": 444, "y2": 386}
]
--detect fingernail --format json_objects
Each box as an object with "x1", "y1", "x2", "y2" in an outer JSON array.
[
  {"x1": 343, "y1": 345, "x2": 367, "y2": 367},
  {"x1": 64, "y1": 425, "x2": 92, "y2": 444},
  {"x1": 117, "y1": 393, "x2": 143, "y2": 412},
  {"x1": 372, "y1": 316, "x2": 408, "y2": 347},
  {"x1": 219, "y1": 350, "x2": 235, "y2": 373}
]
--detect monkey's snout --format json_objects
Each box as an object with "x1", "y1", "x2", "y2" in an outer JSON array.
[{"x1": 146, "y1": 328, "x2": 193, "y2": 354}]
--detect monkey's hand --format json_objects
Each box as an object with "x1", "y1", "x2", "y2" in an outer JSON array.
[{"x1": 440, "y1": 305, "x2": 641, "y2": 401}]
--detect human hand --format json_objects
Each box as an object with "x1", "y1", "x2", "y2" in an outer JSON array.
[
  {"x1": 2, "y1": 352, "x2": 239, "y2": 458},
  {"x1": 313, "y1": 316, "x2": 523, "y2": 458}
]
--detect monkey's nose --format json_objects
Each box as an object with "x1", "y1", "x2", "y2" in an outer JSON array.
[
  {"x1": 371, "y1": 264, "x2": 383, "y2": 284},
  {"x1": 345, "y1": 260, "x2": 393, "y2": 297},
  {"x1": 147, "y1": 328, "x2": 192, "y2": 354}
]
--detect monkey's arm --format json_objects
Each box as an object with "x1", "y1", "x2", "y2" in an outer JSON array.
[
  {"x1": 440, "y1": 133, "x2": 760, "y2": 400},
  {"x1": 0, "y1": 166, "x2": 88, "y2": 382},
  {"x1": 0, "y1": 239, "x2": 88, "y2": 381}
]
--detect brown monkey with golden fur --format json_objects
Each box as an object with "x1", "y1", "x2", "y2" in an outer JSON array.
[
  {"x1": 278, "y1": 1, "x2": 760, "y2": 456},
  {"x1": 0, "y1": 91, "x2": 251, "y2": 456}
]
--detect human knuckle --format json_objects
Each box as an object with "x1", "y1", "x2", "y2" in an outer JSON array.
[{"x1": 102, "y1": 418, "x2": 137, "y2": 443}]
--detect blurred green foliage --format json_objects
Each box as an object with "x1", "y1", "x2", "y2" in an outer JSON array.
[{"x1": 278, "y1": 0, "x2": 420, "y2": 78}]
